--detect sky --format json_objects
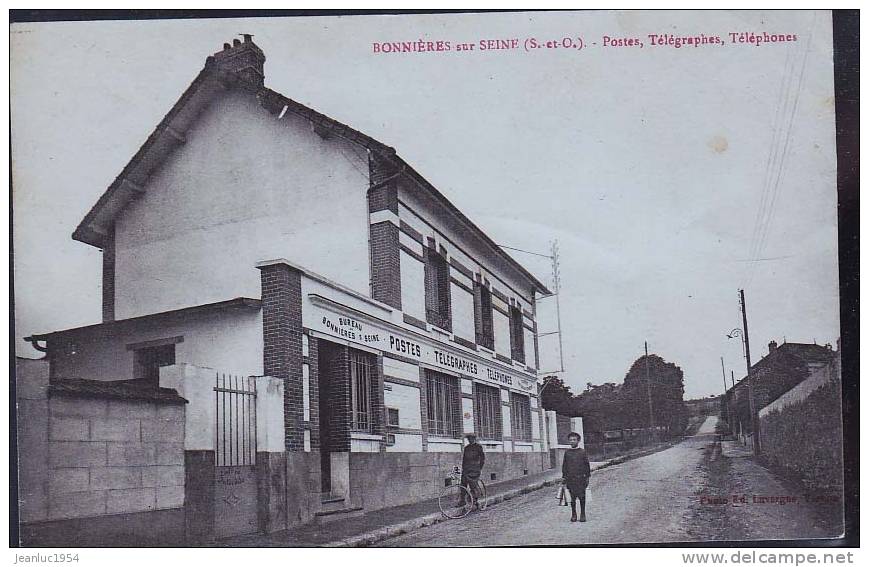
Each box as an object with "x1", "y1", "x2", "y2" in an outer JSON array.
[{"x1": 11, "y1": 11, "x2": 839, "y2": 399}]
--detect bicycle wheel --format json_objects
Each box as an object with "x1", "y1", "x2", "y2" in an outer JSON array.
[
  {"x1": 476, "y1": 479, "x2": 488, "y2": 510},
  {"x1": 438, "y1": 483, "x2": 473, "y2": 519}
]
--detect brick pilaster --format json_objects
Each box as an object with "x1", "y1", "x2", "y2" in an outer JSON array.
[
  {"x1": 330, "y1": 345, "x2": 351, "y2": 452},
  {"x1": 305, "y1": 333, "x2": 320, "y2": 450},
  {"x1": 101, "y1": 224, "x2": 116, "y2": 323},
  {"x1": 450, "y1": 374, "x2": 462, "y2": 438},
  {"x1": 418, "y1": 367, "x2": 429, "y2": 451},
  {"x1": 369, "y1": 222, "x2": 401, "y2": 309},
  {"x1": 368, "y1": 152, "x2": 402, "y2": 309},
  {"x1": 532, "y1": 318, "x2": 540, "y2": 370},
  {"x1": 368, "y1": 152, "x2": 402, "y2": 203},
  {"x1": 372, "y1": 355, "x2": 386, "y2": 451},
  {"x1": 258, "y1": 262, "x2": 304, "y2": 452}
]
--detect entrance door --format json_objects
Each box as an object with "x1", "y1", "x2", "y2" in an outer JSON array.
[
  {"x1": 316, "y1": 342, "x2": 376, "y2": 496},
  {"x1": 213, "y1": 373, "x2": 259, "y2": 539},
  {"x1": 317, "y1": 345, "x2": 333, "y2": 493}
]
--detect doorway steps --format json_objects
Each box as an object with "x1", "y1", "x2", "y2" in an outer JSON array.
[{"x1": 314, "y1": 493, "x2": 364, "y2": 524}]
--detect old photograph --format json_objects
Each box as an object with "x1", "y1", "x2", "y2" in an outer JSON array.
[{"x1": 11, "y1": 10, "x2": 853, "y2": 548}]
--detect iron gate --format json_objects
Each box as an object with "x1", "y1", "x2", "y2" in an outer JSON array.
[{"x1": 213, "y1": 373, "x2": 259, "y2": 538}]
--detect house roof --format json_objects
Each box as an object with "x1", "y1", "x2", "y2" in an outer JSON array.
[
  {"x1": 25, "y1": 297, "x2": 261, "y2": 343},
  {"x1": 771, "y1": 342, "x2": 836, "y2": 364},
  {"x1": 73, "y1": 39, "x2": 551, "y2": 296},
  {"x1": 726, "y1": 342, "x2": 835, "y2": 394}
]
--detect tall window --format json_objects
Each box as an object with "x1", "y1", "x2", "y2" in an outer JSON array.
[
  {"x1": 425, "y1": 248, "x2": 451, "y2": 331},
  {"x1": 134, "y1": 344, "x2": 175, "y2": 386},
  {"x1": 511, "y1": 392, "x2": 532, "y2": 441},
  {"x1": 425, "y1": 370, "x2": 460, "y2": 437},
  {"x1": 474, "y1": 383, "x2": 502, "y2": 441},
  {"x1": 474, "y1": 283, "x2": 494, "y2": 350},
  {"x1": 349, "y1": 350, "x2": 374, "y2": 432},
  {"x1": 509, "y1": 306, "x2": 525, "y2": 363}
]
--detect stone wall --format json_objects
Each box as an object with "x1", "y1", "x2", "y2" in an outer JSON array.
[
  {"x1": 759, "y1": 353, "x2": 843, "y2": 492},
  {"x1": 348, "y1": 450, "x2": 549, "y2": 511},
  {"x1": 16, "y1": 357, "x2": 50, "y2": 524},
  {"x1": 46, "y1": 396, "x2": 184, "y2": 521},
  {"x1": 16, "y1": 361, "x2": 186, "y2": 527}
]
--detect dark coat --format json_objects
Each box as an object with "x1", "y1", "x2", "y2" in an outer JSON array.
[
  {"x1": 462, "y1": 442, "x2": 485, "y2": 476},
  {"x1": 562, "y1": 447, "x2": 591, "y2": 493}
]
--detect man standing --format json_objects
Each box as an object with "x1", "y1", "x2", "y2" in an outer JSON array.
[
  {"x1": 562, "y1": 431, "x2": 591, "y2": 522},
  {"x1": 460, "y1": 433, "x2": 485, "y2": 506}
]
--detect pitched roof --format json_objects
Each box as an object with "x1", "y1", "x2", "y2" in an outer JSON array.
[
  {"x1": 73, "y1": 39, "x2": 551, "y2": 295},
  {"x1": 727, "y1": 342, "x2": 835, "y2": 393},
  {"x1": 26, "y1": 297, "x2": 261, "y2": 342},
  {"x1": 772, "y1": 342, "x2": 836, "y2": 364}
]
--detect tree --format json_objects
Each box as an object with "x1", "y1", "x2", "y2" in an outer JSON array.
[
  {"x1": 622, "y1": 354, "x2": 688, "y2": 437},
  {"x1": 539, "y1": 376, "x2": 574, "y2": 414},
  {"x1": 572, "y1": 382, "x2": 626, "y2": 434}
]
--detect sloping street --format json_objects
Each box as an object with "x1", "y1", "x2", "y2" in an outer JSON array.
[{"x1": 380, "y1": 416, "x2": 842, "y2": 546}]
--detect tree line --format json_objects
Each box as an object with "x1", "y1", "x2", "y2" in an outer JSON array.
[{"x1": 541, "y1": 354, "x2": 689, "y2": 441}]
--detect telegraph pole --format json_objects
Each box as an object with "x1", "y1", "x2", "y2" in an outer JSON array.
[
  {"x1": 644, "y1": 341, "x2": 655, "y2": 441},
  {"x1": 739, "y1": 289, "x2": 761, "y2": 456},
  {"x1": 499, "y1": 240, "x2": 564, "y2": 376},
  {"x1": 720, "y1": 356, "x2": 729, "y2": 422},
  {"x1": 550, "y1": 240, "x2": 565, "y2": 373},
  {"x1": 731, "y1": 370, "x2": 735, "y2": 389}
]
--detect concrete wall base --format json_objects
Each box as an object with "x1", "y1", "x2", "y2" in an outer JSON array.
[
  {"x1": 286, "y1": 451, "x2": 318, "y2": 527},
  {"x1": 349, "y1": 451, "x2": 551, "y2": 512},
  {"x1": 184, "y1": 450, "x2": 215, "y2": 544},
  {"x1": 19, "y1": 508, "x2": 184, "y2": 547},
  {"x1": 256, "y1": 451, "x2": 287, "y2": 533}
]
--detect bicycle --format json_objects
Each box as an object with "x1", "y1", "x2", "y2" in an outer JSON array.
[{"x1": 437, "y1": 466, "x2": 488, "y2": 519}]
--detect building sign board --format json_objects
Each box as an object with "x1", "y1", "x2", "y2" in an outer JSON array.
[{"x1": 306, "y1": 301, "x2": 536, "y2": 393}]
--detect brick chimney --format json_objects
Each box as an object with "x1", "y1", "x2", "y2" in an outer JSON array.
[
  {"x1": 768, "y1": 340, "x2": 778, "y2": 355},
  {"x1": 208, "y1": 34, "x2": 265, "y2": 87}
]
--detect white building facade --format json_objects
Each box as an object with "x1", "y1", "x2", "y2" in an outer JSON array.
[{"x1": 26, "y1": 36, "x2": 553, "y2": 535}]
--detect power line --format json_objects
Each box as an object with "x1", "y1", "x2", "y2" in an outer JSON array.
[
  {"x1": 498, "y1": 241, "x2": 565, "y2": 374},
  {"x1": 744, "y1": 14, "x2": 816, "y2": 290},
  {"x1": 497, "y1": 244, "x2": 553, "y2": 259},
  {"x1": 743, "y1": 45, "x2": 795, "y2": 288},
  {"x1": 749, "y1": 14, "x2": 815, "y2": 288}
]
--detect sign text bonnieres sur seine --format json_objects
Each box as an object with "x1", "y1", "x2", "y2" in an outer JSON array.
[{"x1": 309, "y1": 304, "x2": 535, "y2": 393}]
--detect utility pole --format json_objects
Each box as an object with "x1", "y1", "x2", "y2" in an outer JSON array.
[
  {"x1": 731, "y1": 370, "x2": 735, "y2": 389},
  {"x1": 644, "y1": 341, "x2": 655, "y2": 442},
  {"x1": 496, "y1": 241, "x2": 564, "y2": 377},
  {"x1": 720, "y1": 356, "x2": 729, "y2": 421},
  {"x1": 551, "y1": 240, "x2": 565, "y2": 373},
  {"x1": 739, "y1": 289, "x2": 761, "y2": 456}
]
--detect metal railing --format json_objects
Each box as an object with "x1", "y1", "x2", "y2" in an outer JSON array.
[{"x1": 214, "y1": 373, "x2": 257, "y2": 467}]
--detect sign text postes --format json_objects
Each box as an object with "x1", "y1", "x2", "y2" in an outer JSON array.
[
  {"x1": 309, "y1": 304, "x2": 532, "y2": 391},
  {"x1": 389, "y1": 335, "x2": 422, "y2": 357}
]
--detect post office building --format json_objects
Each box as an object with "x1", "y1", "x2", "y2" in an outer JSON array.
[{"x1": 20, "y1": 37, "x2": 557, "y2": 542}]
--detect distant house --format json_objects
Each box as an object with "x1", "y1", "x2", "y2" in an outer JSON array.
[
  {"x1": 685, "y1": 396, "x2": 721, "y2": 417},
  {"x1": 724, "y1": 340, "x2": 835, "y2": 442}
]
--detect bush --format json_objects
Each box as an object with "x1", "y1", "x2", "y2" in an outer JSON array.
[{"x1": 759, "y1": 380, "x2": 843, "y2": 492}]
